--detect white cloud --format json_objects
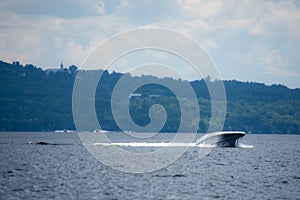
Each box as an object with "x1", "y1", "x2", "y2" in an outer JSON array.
[
  {"x1": 0, "y1": 0, "x2": 300, "y2": 88},
  {"x1": 264, "y1": 66, "x2": 298, "y2": 77},
  {"x1": 63, "y1": 39, "x2": 92, "y2": 66},
  {"x1": 262, "y1": 50, "x2": 286, "y2": 67},
  {"x1": 261, "y1": 47, "x2": 300, "y2": 87},
  {"x1": 0, "y1": 0, "x2": 106, "y2": 18},
  {"x1": 177, "y1": 0, "x2": 223, "y2": 19},
  {"x1": 201, "y1": 38, "x2": 219, "y2": 51}
]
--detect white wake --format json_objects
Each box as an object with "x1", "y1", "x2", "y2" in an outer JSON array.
[
  {"x1": 92, "y1": 142, "x2": 253, "y2": 148},
  {"x1": 92, "y1": 142, "x2": 215, "y2": 148},
  {"x1": 235, "y1": 142, "x2": 254, "y2": 148}
]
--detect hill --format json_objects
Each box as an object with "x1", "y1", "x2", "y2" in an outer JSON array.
[{"x1": 0, "y1": 60, "x2": 299, "y2": 133}]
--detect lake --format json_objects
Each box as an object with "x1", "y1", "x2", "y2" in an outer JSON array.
[{"x1": 0, "y1": 132, "x2": 299, "y2": 199}]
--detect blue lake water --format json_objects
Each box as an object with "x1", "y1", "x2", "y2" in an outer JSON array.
[{"x1": 0, "y1": 132, "x2": 299, "y2": 199}]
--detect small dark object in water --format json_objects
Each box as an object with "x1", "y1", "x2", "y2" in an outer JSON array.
[
  {"x1": 36, "y1": 141, "x2": 54, "y2": 145},
  {"x1": 29, "y1": 141, "x2": 73, "y2": 146},
  {"x1": 173, "y1": 174, "x2": 186, "y2": 177}
]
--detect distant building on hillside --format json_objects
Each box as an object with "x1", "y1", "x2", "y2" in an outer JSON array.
[
  {"x1": 46, "y1": 60, "x2": 65, "y2": 74},
  {"x1": 60, "y1": 60, "x2": 63, "y2": 70},
  {"x1": 128, "y1": 93, "x2": 142, "y2": 98},
  {"x1": 128, "y1": 93, "x2": 162, "y2": 99}
]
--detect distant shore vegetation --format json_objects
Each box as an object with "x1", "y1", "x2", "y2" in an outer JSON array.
[{"x1": 1, "y1": 60, "x2": 299, "y2": 134}]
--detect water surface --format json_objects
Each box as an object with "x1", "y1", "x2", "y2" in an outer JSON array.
[{"x1": 0, "y1": 132, "x2": 299, "y2": 199}]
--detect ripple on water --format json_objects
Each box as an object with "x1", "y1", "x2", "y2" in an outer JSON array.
[{"x1": 0, "y1": 133, "x2": 299, "y2": 199}]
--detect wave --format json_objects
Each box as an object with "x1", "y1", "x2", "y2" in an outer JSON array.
[{"x1": 235, "y1": 142, "x2": 254, "y2": 148}]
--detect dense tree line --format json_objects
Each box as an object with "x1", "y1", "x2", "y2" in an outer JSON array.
[{"x1": 0, "y1": 60, "x2": 299, "y2": 134}]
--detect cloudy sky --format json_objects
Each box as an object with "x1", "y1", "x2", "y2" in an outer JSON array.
[{"x1": 0, "y1": 0, "x2": 299, "y2": 88}]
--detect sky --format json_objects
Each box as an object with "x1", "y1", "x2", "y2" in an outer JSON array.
[{"x1": 0, "y1": 0, "x2": 299, "y2": 88}]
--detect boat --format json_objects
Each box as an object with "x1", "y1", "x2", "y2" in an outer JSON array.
[
  {"x1": 54, "y1": 129, "x2": 68, "y2": 133},
  {"x1": 93, "y1": 129, "x2": 109, "y2": 133},
  {"x1": 196, "y1": 131, "x2": 246, "y2": 147},
  {"x1": 54, "y1": 129, "x2": 76, "y2": 133}
]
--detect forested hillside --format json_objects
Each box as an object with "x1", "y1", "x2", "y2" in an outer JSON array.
[{"x1": 1, "y1": 60, "x2": 299, "y2": 134}]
